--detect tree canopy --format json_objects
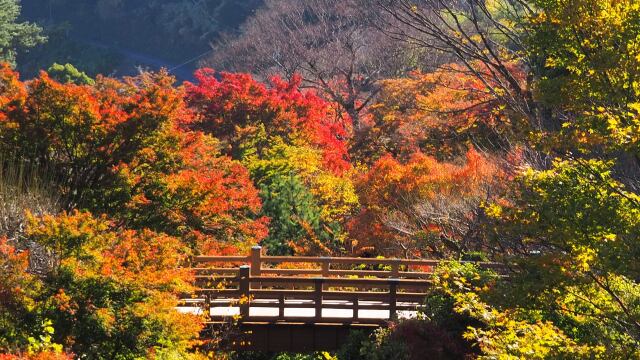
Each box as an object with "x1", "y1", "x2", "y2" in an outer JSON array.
[{"x1": 2, "y1": 0, "x2": 640, "y2": 358}]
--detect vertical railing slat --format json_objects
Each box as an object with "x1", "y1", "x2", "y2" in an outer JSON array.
[
  {"x1": 279, "y1": 293, "x2": 285, "y2": 319},
  {"x1": 389, "y1": 279, "x2": 398, "y2": 321},
  {"x1": 321, "y1": 257, "x2": 330, "y2": 290},
  {"x1": 239, "y1": 265, "x2": 250, "y2": 319},
  {"x1": 353, "y1": 295, "x2": 359, "y2": 321},
  {"x1": 314, "y1": 278, "x2": 323, "y2": 321}
]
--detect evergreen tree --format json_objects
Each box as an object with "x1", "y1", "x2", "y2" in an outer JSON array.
[{"x1": 0, "y1": 0, "x2": 45, "y2": 66}]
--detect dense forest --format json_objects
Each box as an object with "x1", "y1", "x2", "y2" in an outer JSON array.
[
  {"x1": 16, "y1": 0, "x2": 262, "y2": 79},
  {"x1": 1, "y1": 0, "x2": 640, "y2": 359}
]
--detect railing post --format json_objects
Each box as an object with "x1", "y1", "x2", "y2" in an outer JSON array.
[
  {"x1": 278, "y1": 293, "x2": 285, "y2": 319},
  {"x1": 314, "y1": 278, "x2": 323, "y2": 321},
  {"x1": 321, "y1": 257, "x2": 330, "y2": 290},
  {"x1": 250, "y1": 245, "x2": 262, "y2": 277},
  {"x1": 389, "y1": 279, "x2": 398, "y2": 321},
  {"x1": 250, "y1": 246, "x2": 262, "y2": 290},
  {"x1": 353, "y1": 295, "x2": 359, "y2": 321},
  {"x1": 239, "y1": 265, "x2": 250, "y2": 319},
  {"x1": 390, "y1": 259, "x2": 400, "y2": 278}
]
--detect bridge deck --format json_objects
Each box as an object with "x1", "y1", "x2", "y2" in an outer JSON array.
[{"x1": 179, "y1": 298, "x2": 421, "y2": 322}]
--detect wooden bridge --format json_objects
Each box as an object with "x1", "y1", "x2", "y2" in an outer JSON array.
[{"x1": 179, "y1": 246, "x2": 497, "y2": 352}]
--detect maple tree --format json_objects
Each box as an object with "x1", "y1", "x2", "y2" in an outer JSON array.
[
  {"x1": 353, "y1": 62, "x2": 527, "y2": 164},
  {"x1": 185, "y1": 69, "x2": 351, "y2": 173},
  {"x1": 350, "y1": 148, "x2": 500, "y2": 258},
  {"x1": 21, "y1": 210, "x2": 203, "y2": 359},
  {"x1": 185, "y1": 69, "x2": 357, "y2": 255},
  {"x1": 0, "y1": 66, "x2": 267, "y2": 251}
]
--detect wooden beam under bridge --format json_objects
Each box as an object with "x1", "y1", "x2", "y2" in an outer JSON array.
[{"x1": 208, "y1": 322, "x2": 379, "y2": 352}]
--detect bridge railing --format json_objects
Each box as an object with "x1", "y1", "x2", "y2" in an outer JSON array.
[
  {"x1": 193, "y1": 245, "x2": 501, "y2": 280},
  {"x1": 194, "y1": 265, "x2": 432, "y2": 323},
  {"x1": 184, "y1": 246, "x2": 501, "y2": 324}
]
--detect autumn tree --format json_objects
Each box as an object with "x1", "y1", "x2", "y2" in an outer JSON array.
[
  {"x1": 483, "y1": 159, "x2": 640, "y2": 356},
  {"x1": 21, "y1": 210, "x2": 204, "y2": 359},
  {"x1": 0, "y1": 66, "x2": 266, "y2": 251},
  {"x1": 376, "y1": 0, "x2": 538, "y2": 127},
  {"x1": 525, "y1": 0, "x2": 640, "y2": 159},
  {"x1": 186, "y1": 69, "x2": 358, "y2": 255},
  {"x1": 363, "y1": 0, "x2": 640, "y2": 356},
  {"x1": 0, "y1": 238, "x2": 73, "y2": 359},
  {"x1": 350, "y1": 149, "x2": 499, "y2": 258},
  {"x1": 353, "y1": 62, "x2": 527, "y2": 164}
]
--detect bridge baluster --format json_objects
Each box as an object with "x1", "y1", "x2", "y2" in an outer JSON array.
[
  {"x1": 314, "y1": 278, "x2": 323, "y2": 321},
  {"x1": 278, "y1": 293, "x2": 285, "y2": 319},
  {"x1": 390, "y1": 259, "x2": 400, "y2": 278},
  {"x1": 352, "y1": 295, "x2": 359, "y2": 321},
  {"x1": 239, "y1": 265, "x2": 250, "y2": 319},
  {"x1": 250, "y1": 246, "x2": 262, "y2": 290},
  {"x1": 321, "y1": 257, "x2": 330, "y2": 290},
  {"x1": 250, "y1": 245, "x2": 262, "y2": 277},
  {"x1": 389, "y1": 279, "x2": 398, "y2": 321}
]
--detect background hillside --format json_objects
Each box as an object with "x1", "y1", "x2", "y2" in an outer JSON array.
[{"x1": 17, "y1": 0, "x2": 262, "y2": 80}]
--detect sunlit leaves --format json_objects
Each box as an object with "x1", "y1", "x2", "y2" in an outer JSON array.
[
  {"x1": 528, "y1": 0, "x2": 640, "y2": 154},
  {"x1": 488, "y1": 159, "x2": 640, "y2": 355},
  {"x1": 351, "y1": 149, "x2": 500, "y2": 258},
  {"x1": 24, "y1": 210, "x2": 203, "y2": 358}
]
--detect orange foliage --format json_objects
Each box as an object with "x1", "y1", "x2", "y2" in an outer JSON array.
[
  {"x1": 355, "y1": 62, "x2": 526, "y2": 162},
  {"x1": 25, "y1": 210, "x2": 195, "y2": 294},
  {"x1": 0, "y1": 238, "x2": 34, "y2": 312},
  {"x1": 0, "y1": 352, "x2": 72, "y2": 360},
  {"x1": 0, "y1": 66, "x2": 267, "y2": 251},
  {"x1": 0, "y1": 64, "x2": 27, "y2": 125},
  {"x1": 350, "y1": 149, "x2": 500, "y2": 257},
  {"x1": 24, "y1": 210, "x2": 203, "y2": 356}
]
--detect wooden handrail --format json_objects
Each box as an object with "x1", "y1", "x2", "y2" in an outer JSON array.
[{"x1": 193, "y1": 247, "x2": 501, "y2": 271}]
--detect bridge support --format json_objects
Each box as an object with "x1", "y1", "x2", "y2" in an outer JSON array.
[{"x1": 218, "y1": 322, "x2": 378, "y2": 352}]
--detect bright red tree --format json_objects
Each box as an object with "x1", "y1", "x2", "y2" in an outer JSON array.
[{"x1": 185, "y1": 69, "x2": 351, "y2": 174}]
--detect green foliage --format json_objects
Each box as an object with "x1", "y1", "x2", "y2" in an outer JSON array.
[
  {"x1": 17, "y1": 25, "x2": 122, "y2": 79},
  {"x1": 0, "y1": 0, "x2": 45, "y2": 66},
  {"x1": 258, "y1": 172, "x2": 327, "y2": 255},
  {"x1": 21, "y1": 0, "x2": 261, "y2": 62},
  {"x1": 488, "y1": 159, "x2": 640, "y2": 355},
  {"x1": 337, "y1": 329, "x2": 408, "y2": 360},
  {"x1": 47, "y1": 63, "x2": 94, "y2": 85},
  {"x1": 431, "y1": 261, "x2": 600, "y2": 359},
  {"x1": 274, "y1": 352, "x2": 336, "y2": 360},
  {"x1": 527, "y1": 0, "x2": 640, "y2": 155}
]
